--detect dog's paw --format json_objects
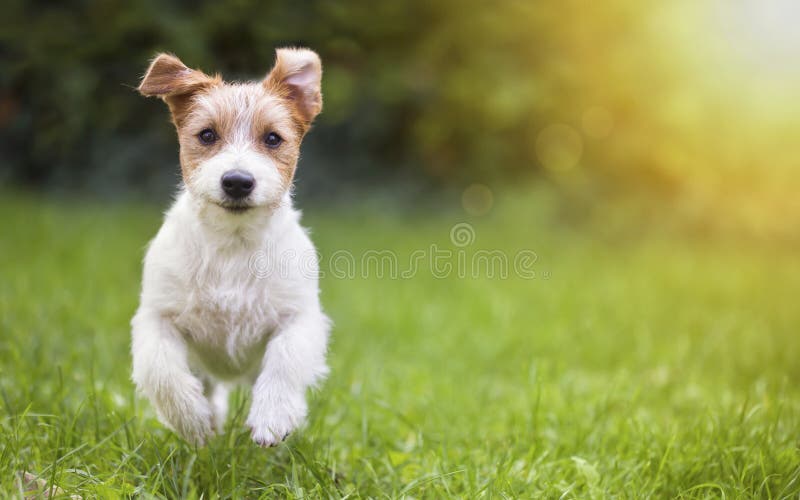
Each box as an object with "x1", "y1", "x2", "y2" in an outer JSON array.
[
  {"x1": 246, "y1": 391, "x2": 307, "y2": 447},
  {"x1": 249, "y1": 424, "x2": 292, "y2": 448},
  {"x1": 152, "y1": 377, "x2": 214, "y2": 446},
  {"x1": 172, "y1": 409, "x2": 214, "y2": 446}
]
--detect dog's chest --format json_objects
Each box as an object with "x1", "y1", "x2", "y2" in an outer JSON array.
[{"x1": 174, "y1": 253, "x2": 281, "y2": 379}]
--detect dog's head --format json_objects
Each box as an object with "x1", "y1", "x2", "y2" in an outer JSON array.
[{"x1": 138, "y1": 49, "x2": 322, "y2": 214}]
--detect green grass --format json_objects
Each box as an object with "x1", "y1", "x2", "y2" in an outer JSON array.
[{"x1": 1, "y1": 191, "x2": 798, "y2": 498}]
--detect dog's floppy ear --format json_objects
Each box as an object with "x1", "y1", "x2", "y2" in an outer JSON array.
[
  {"x1": 138, "y1": 53, "x2": 219, "y2": 125},
  {"x1": 139, "y1": 53, "x2": 217, "y2": 98},
  {"x1": 264, "y1": 48, "x2": 323, "y2": 126}
]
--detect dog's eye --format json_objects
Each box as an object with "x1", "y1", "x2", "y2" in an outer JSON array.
[
  {"x1": 264, "y1": 132, "x2": 283, "y2": 149},
  {"x1": 198, "y1": 128, "x2": 217, "y2": 145}
]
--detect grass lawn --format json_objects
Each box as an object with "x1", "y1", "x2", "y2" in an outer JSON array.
[{"x1": 1, "y1": 191, "x2": 798, "y2": 498}]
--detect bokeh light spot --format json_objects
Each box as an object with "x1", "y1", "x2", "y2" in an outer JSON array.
[
  {"x1": 582, "y1": 106, "x2": 614, "y2": 138},
  {"x1": 461, "y1": 183, "x2": 494, "y2": 216},
  {"x1": 535, "y1": 124, "x2": 583, "y2": 172}
]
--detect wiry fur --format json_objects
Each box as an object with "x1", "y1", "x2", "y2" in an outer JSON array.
[{"x1": 131, "y1": 49, "x2": 329, "y2": 446}]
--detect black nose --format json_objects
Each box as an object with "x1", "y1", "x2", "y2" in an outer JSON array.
[{"x1": 221, "y1": 170, "x2": 255, "y2": 199}]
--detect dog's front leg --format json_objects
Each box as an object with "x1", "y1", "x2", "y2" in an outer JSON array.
[
  {"x1": 131, "y1": 308, "x2": 213, "y2": 445},
  {"x1": 247, "y1": 311, "x2": 329, "y2": 447}
]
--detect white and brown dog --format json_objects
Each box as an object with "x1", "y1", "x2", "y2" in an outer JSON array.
[{"x1": 131, "y1": 49, "x2": 330, "y2": 447}]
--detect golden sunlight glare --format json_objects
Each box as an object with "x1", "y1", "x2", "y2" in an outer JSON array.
[{"x1": 716, "y1": 0, "x2": 800, "y2": 76}]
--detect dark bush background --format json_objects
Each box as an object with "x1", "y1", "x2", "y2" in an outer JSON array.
[{"x1": 2, "y1": 0, "x2": 559, "y2": 198}]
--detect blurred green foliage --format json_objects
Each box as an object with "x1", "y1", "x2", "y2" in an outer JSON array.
[
  {"x1": 1, "y1": 0, "x2": 562, "y2": 196},
  {"x1": 0, "y1": 1, "x2": 650, "y2": 193}
]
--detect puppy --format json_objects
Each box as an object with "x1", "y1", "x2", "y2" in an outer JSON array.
[{"x1": 131, "y1": 49, "x2": 330, "y2": 447}]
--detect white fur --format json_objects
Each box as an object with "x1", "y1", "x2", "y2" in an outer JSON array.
[{"x1": 131, "y1": 189, "x2": 330, "y2": 446}]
